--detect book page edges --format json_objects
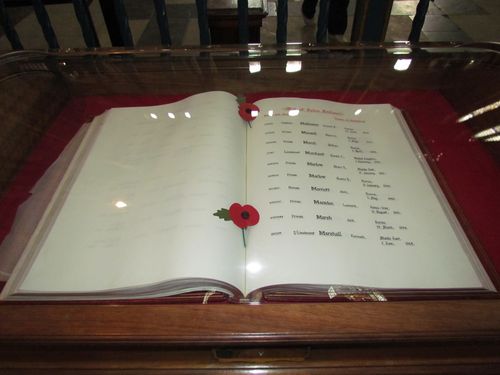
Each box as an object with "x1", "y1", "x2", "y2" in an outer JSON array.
[
  {"x1": 0, "y1": 121, "x2": 92, "y2": 281},
  {"x1": 246, "y1": 283, "x2": 496, "y2": 303},
  {"x1": 0, "y1": 114, "x2": 108, "y2": 299},
  {"x1": 6, "y1": 277, "x2": 243, "y2": 302}
]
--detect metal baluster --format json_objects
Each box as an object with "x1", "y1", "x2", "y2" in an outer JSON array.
[
  {"x1": 352, "y1": 0, "x2": 393, "y2": 43},
  {"x1": 276, "y1": 0, "x2": 287, "y2": 44},
  {"x1": 32, "y1": 0, "x2": 59, "y2": 49},
  {"x1": 72, "y1": 0, "x2": 100, "y2": 48},
  {"x1": 153, "y1": 0, "x2": 172, "y2": 46},
  {"x1": 113, "y1": 0, "x2": 133, "y2": 47},
  {"x1": 409, "y1": 0, "x2": 430, "y2": 43},
  {"x1": 316, "y1": 0, "x2": 329, "y2": 43},
  {"x1": 237, "y1": 0, "x2": 248, "y2": 44},
  {"x1": 0, "y1": 0, "x2": 23, "y2": 49},
  {"x1": 195, "y1": 0, "x2": 210, "y2": 45}
]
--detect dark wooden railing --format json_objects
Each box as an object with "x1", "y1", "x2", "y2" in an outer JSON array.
[{"x1": 0, "y1": 0, "x2": 430, "y2": 49}]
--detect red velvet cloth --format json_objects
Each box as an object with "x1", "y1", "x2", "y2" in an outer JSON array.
[{"x1": 1, "y1": 92, "x2": 499, "y2": 284}]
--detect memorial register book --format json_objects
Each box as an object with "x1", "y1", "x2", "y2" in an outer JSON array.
[{"x1": 0, "y1": 91, "x2": 494, "y2": 301}]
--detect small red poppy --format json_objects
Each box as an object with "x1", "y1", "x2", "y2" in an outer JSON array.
[
  {"x1": 229, "y1": 203, "x2": 260, "y2": 229},
  {"x1": 239, "y1": 102, "x2": 260, "y2": 122}
]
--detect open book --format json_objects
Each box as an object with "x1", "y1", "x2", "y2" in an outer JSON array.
[{"x1": 0, "y1": 91, "x2": 494, "y2": 302}]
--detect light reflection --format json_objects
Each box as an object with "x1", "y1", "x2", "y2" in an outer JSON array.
[
  {"x1": 115, "y1": 201, "x2": 127, "y2": 208},
  {"x1": 485, "y1": 135, "x2": 500, "y2": 142},
  {"x1": 286, "y1": 61, "x2": 302, "y2": 73},
  {"x1": 288, "y1": 109, "x2": 300, "y2": 117},
  {"x1": 248, "y1": 48, "x2": 262, "y2": 57},
  {"x1": 394, "y1": 59, "x2": 412, "y2": 71},
  {"x1": 168, "y1": 112, "x2": 175, "y2": 119},
  {"x1": 185, "y1": 112, "x2": 191, "y2": 119},
  {"x1": 268, "y1": 110, "x2": 274, "y2": 117},
  {"x1": 474, "y1": 126, "x2": 500, "y2": 139},
  {"x1": 390, "y1": 47, "x2": 412, "y2": 55},
  {"x1": 459, "y1": 114, "x2": 473, "y2": 122},
  {"x1": 285, "y1": 44, "x2": 302, "y2": 57},
  {"x1": 249, "y1": 61, "x2": 261, "y2": 74},
  {"x1": 251, "y1": 110, "x2": 259, "y2": 118},
  {"x1": 354, "y1": 109, "x2": 362, "y2": 116},
  {"x1": 246, "y1": 262, "x2": 262, "y2": 274},
  {"x1": 457, "y1": 100, "x2": 500, "y2": 123},
  {"x1": 150, "y1": 113, "x2": 158, "y2": 119}
]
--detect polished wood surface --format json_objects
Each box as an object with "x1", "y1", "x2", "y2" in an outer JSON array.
[
  {"x1": 0, "y1": 46, "x2": 499, "y2": 373},
  {"x1": 1, "y1": 300, "x2": 500, "y2": 344},
  {"x1": 1, "y1": 343, "x2": 500, "y2": 373},
  {"x1": 1, "y1": 301, "x2": 500, "y2": 372}
]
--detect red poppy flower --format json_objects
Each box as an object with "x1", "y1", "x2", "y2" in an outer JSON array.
[
  {"x1": 229, "y1": 203, "x2": 260, "y2": 229},
  {"x1": 239, "y1": 102, "x2": 259, "y2": 122}
]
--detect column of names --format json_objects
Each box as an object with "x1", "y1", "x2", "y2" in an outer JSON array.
[{"x1": 252, "y1": 111, "x2": 416, "y2": 249}]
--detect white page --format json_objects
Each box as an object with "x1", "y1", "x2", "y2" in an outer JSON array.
[
  {"x1": 18, "y1": 91, "x2": 247, "y2": 293},
  {"x1": 245, "y1": 97, "x2": 489, "y2": 293}
]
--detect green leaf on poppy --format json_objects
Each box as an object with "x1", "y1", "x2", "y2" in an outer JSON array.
[
  {"x1": 236, "y1": 95, "x2": 246, "y2": 104},
  {"x1": 213, "y1": 208, "x2": 231, "y2": 221}
]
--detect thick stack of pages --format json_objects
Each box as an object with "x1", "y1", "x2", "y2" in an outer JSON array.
[{"x1": 0, "y1": 92, "x2": 494, "y2": 302}]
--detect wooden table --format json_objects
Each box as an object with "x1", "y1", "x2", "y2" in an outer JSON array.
[{"x1": 0, "y1": 44, "x2": 499, "y2": 373}]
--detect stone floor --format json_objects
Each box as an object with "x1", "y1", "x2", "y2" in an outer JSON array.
[{"x1": 0, "y1": 0, "x2": 499, "y2": 50}]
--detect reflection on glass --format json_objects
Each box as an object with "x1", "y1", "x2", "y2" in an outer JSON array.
[
  {"x1": 249, "y1": 61, "x2": 261, "y2": 74},
  {"x1": 474, "y1": 125, "x2": 500, "y2": 139},
  {"x1": 485, "y1": 135, "x2": 500, "y2": 142},
  {"x1": 288, "y1": 109, "x2": 300, "y2": 117},
  {"x1": 168, "y1": 112, "x2": 175, "y2": 119},
  {"x1": 286, "y1": 61, "x2": 302, "y2": 73},
  {"x1": 457, "y1": 100, "x2": 500, "y2": 123},
  {"x1": 390, "y1": 47, "x2": 412, "y2": 55},
  {"x1": 184, "y1": 112, "x2": 191, "y2": 119},
  {"x1": 285, "y1": 44, "x2": 302, "y2": 57},
  {"x1": 251, "y1": 110, "x2": 259, "y2": 118},
  {"x1": 246, "y1": 261, "x2": 262, "y2": 274},
  {"x1": 394, "y1": 59, "x2": 412, "y2": 71},
  {"x1": 248, "y1": 48, "x2": 262, "y2": 57},
  {"x1": 150, "y1": 113, "x2": 158, "y2": 119},
  {"x1": 114, "y1": 201, "x2": 127, "y2": 208},
  {"x1": 354, "y1": 109, "x2": 362, "y2": 116},
  {"x1": 268, "y1": 110, "x2": 274, "y2": 117},
  {"x1": 459, "y1": 114, "x2": 474, "y2": 122}
]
